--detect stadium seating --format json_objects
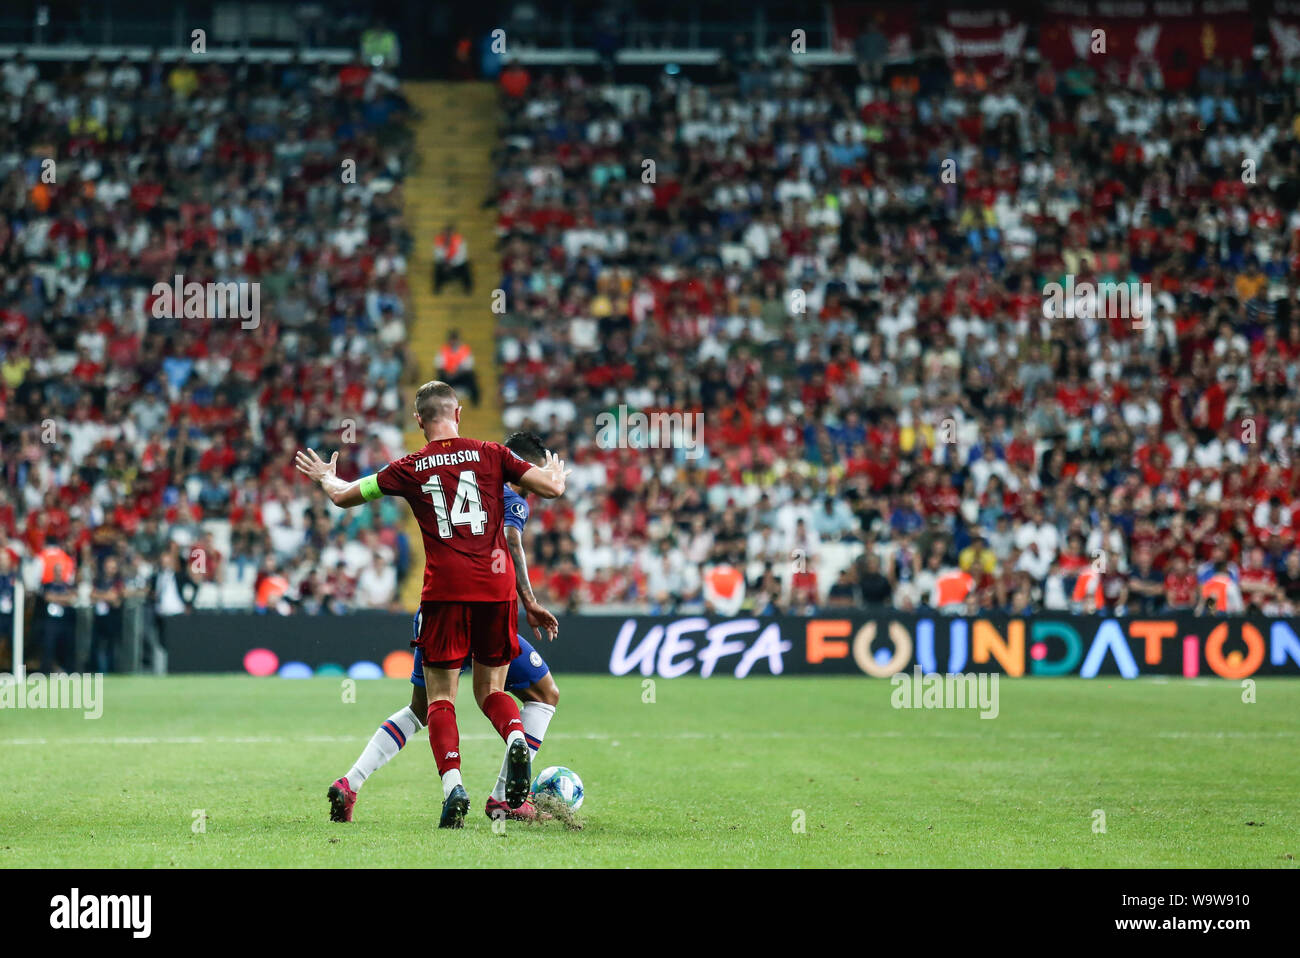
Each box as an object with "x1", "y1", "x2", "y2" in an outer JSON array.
[
  {"x1": 491, "y1": 54, "x2": 1300, "y2": 616},
  {"x1": 9, "y1": 41, "x2": 1300, "y2": 622},
  {"x1": 0, "y1": 54, "x2": 415, "y2": 614}
]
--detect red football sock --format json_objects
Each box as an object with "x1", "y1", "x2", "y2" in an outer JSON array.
[
  {"x1": 481, "y1": 691, "x2": 524, "y2": 742},
  {"x1": 426, "y1": 700, "x2": 460, "y2": 775}
]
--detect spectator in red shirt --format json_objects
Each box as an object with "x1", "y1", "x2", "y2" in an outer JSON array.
[
  {"x1": 1239, "y1": 546, "x2": 1277, "y2": 611},
  {"x1": 1164, "y1": 556, "x2": 1198, "y2": 610}
]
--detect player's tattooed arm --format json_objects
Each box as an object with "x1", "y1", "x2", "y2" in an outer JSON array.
[
  {"x1": 506, "y1": 525, "x2": 558, "y2": 642},
  {"x1": 294, "y1": 448, "x2": 367, "y2": 508}
]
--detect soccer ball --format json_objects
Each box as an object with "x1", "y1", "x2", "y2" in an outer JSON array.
[{"x1": 532, "y1": 766, "x2": 584, "y2": 810}]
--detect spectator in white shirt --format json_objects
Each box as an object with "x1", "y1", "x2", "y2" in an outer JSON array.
[
  {"x1": 3, "y1": 53, "x2": 38, "y2": 99},
  {"x1": 355, "y1": 555, "x2": 397, "y2": 608}
]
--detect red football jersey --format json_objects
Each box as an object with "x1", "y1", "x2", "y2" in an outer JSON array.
[{"x1": 376, "y1": 437, "x2": 533, "y2": 602}]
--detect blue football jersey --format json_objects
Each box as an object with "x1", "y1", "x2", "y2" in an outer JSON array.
[{"x1": 503, "y1": 484, "x2": 530, "y2": 533}]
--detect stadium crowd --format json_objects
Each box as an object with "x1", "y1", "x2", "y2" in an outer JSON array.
[
  {"x1": 0, "y1": 51, "x2": 418, "y2": 669},
  {"x1": 491, "y1": 46, "x2": 1300, "y2": 617},
  {"x1": 9, "y1": 32, "x2": 1300, "y2": 667}
]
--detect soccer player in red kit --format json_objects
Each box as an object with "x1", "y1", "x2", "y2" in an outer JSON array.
[{"x1": 294, "y1": 381, "x2": 569, "y2": 828}]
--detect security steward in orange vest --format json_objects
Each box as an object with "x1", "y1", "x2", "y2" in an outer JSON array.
[
  {"x1": 436, "y1": 329, "x2": 481, "y2": 407},
  {"x1": 433, "y1": 223, "x2": 473, "y2": 294},
  {"x1": 38, "y1": 536, "x2": 79, "y2": 673}
]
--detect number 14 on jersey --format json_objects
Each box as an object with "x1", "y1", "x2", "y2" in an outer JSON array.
[{"x1": 421, "y1": 471, "x2": 488, "y2": 537}]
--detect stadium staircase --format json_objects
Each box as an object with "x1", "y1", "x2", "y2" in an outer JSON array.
[{"x1": 400, "y1": 81, "x2": 503, "y2": 607}]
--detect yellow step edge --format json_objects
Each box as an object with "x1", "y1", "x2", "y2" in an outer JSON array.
[{"x1": 397, "y1": 80, "x2": 504, "y2": 608}]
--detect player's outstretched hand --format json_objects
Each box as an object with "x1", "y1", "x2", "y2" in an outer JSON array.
[
  {"x1": 543, "y1": 450, "x2": 572, "y2": 494},
  {"x1": 525, "y1": 601, "x2": 559, "y2": 643},
  {"x1": 295, "y1": 448, "x2": 338, "y2": 484}
]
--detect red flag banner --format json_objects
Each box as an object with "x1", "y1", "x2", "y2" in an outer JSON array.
[
  {"x1": 934, "y1": 9, "x2": 1027, "y2": 73},
  {"x1": 1040, "y1": 0, "x2": 1253, "y2": 78}
]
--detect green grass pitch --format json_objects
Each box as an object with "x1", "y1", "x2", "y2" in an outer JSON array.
[{"x1": 3, "y1": 675, "x2": 1298, "y2": 867}]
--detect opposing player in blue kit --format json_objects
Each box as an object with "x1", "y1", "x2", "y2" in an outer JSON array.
[{"x1": 327, "y1": 431, "x2": 563, "y2": 823}]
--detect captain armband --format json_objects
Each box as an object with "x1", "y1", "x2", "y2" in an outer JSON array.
[{"x1": 359, "y1": 474, "x2": 383, "y2": 502}]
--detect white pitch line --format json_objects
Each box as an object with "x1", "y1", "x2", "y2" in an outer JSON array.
[
  {"x1": 0, "y1": 729, "x2": 1295, "y2": 747},
  {"x1": 11, "y1": 731, "x2": 834, "y2": 746},
  {"x1": 0, "y1": 732, "x2": 646, "y2": 746},
  {"x1": 0, "y1": 733, "x2": 573, "y2": 746}
]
